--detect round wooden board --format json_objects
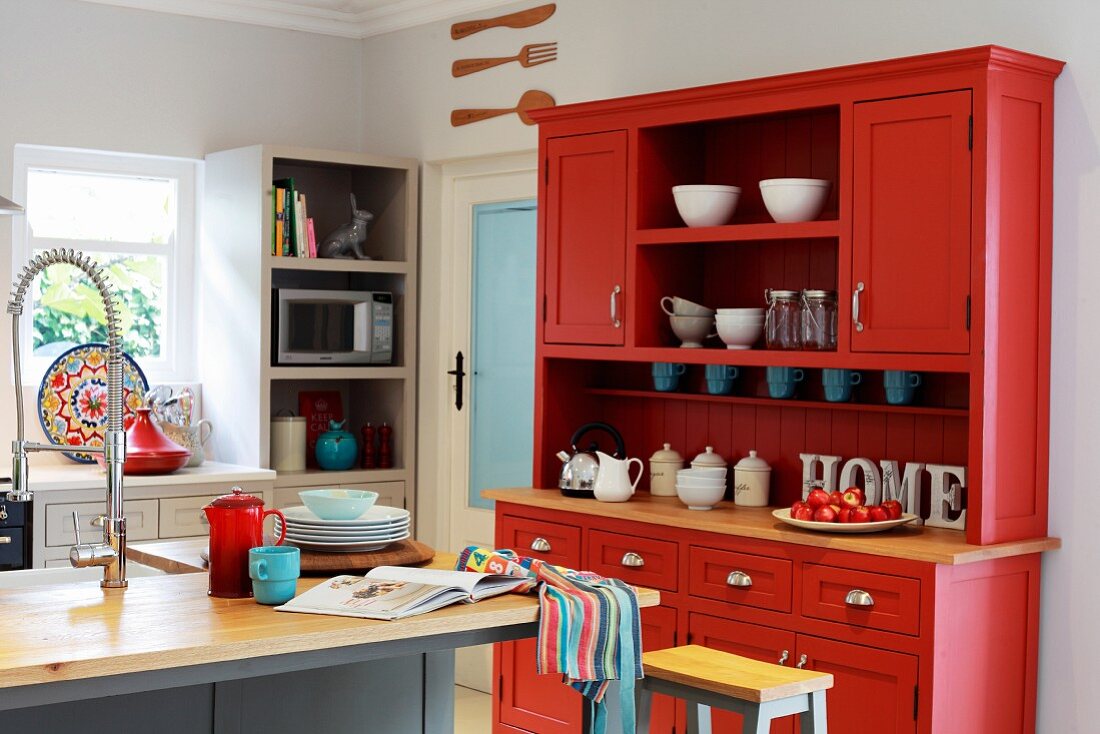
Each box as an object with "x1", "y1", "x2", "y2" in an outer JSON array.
[{"x1": 297, "y1": 538, "x2": 436, "y2": 575}]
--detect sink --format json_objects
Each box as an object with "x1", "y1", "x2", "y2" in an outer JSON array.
[{"x1": 0, "y1": 563, "x2": 165, "y2": 590}]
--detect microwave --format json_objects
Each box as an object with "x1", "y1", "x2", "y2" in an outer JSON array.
[{"x1": 274, "y1": 289, "x2": 393, "y2": 365}]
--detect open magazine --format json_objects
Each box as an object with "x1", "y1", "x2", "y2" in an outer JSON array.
[{"x1": 274, "y1": 566, "x2": 529, "y2": 621}]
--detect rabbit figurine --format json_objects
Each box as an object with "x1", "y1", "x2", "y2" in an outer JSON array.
[{"x1": 319, "y1": 193, "x2": 375, "y2": 259}]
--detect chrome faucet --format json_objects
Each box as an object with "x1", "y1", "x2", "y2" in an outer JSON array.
[{"x1": 6, "y1": 249, "x2": 128, "y2": 588}]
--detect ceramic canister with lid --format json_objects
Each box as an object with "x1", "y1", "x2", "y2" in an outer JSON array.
[
  {"x1": 648, "y1": 443, "x2": 684, "y2": 496},
  {"x1": 733, "y1": 450, "x2": 772, "y2": 507},
  {"x1": 690, "y1": 446, "x2": 728, "y2": 470},
  {"x1": 270, "y1": 415, "x2": 306, "y2": 472}
]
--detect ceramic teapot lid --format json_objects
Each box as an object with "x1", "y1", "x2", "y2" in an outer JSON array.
[
  {"x1": 691, "y1": 446, "x2": 727, "y2": 468},
  {"x1": 649, "y1": 443, "x2": 683, "y2": 463},
  {"x1": 734, "y1": 449, "x2": 771, "y2": 472},
  {"x1": 208, "y1": 485, "x2": 264, "y2": 509}
]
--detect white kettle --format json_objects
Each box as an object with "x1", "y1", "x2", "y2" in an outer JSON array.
[{"x1": 593, "y1": 451, "x2": 644, "y2": 502}]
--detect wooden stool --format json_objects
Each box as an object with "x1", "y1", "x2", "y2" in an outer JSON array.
[{"x1": 636, "y1": 645, "x2": 833, "y2": 734}]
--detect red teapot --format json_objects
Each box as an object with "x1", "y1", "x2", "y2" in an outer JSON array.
[{"x1": 202, "y1": 487, "x2": 286, "y2": 598}]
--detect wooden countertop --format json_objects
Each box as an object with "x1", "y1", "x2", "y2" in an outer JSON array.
[
  {"x1": 484, "y1": 488, "x2": 1061, "y2": 565},
  {"x1": 129, "y1": 539, "x2": 208, "y2": 574},
  {"x1": 0, "y1": 554, "x2": 659, "y2": 689}
]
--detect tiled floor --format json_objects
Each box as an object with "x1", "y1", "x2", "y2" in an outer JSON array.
[{"x1": 454, "y1": 685, "x2": 492, "y2": 733}]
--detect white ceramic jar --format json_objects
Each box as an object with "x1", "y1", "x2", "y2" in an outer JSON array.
[
  {"x1": 733, "y1": 450, "x2": 772, "y2": 506},
  {"x1": 648, "y1": 443, "x2": 684, "y2": 496},
  {"x1": 270, "y1": 415, "x2": 306, "y2": 472},
  {"x1": 690, "y1": 446, "x2": 728, "y2": 470}
]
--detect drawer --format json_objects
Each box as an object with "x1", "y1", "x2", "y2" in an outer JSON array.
[
  {"x1": 801, "y1": 563, "x2": 921, "y2": 636},
  {"x1": 0, "y1": 500, "x2": 26, "y2": 527},
  {"x1": 45, "y1": 499, "x2": 159, "y2": 547},
  {"x1": 0, "y1": 528, "x2": 24, "y2": 566},
  {"x1": 499, "y1": 514, "x2": 581, "y2": 568},
  {"x1": 587, "y1": 530, "x2": 677, "y2": 592},
  {"x1": 159, "y1": 495, "x2": 222, "y2": 538},
  {"x1": 688, "y1": 546, "x2": 792, "y2": 613}
]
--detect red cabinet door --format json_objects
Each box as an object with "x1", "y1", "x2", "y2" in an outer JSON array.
[
  {"x1": 544, "y1": 131, "x2": 628, "y2": 345},
  {"x1": 640, "y1": 605, "x2": 678, "y2": 734},
  {"x1": 852, "y1": 90, "x2": 972, "y2": 353},
  {"x1": 688, "y1": 614, "x2": 796, "y2": 734},
  {"x1": 797, "y1": 634, "x2": 918, "y2": 734}
]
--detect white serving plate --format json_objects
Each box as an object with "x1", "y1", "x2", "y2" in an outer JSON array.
[
  {"x1": 285, "y1": 532, "x2": 410, "y2": 553},
  {"x1": 772, "y1": 508, "x2": 918, "y2": 534},
  {"x1": 276, "y1": 521, "x2": 409, "y2": 541},
  {"x1": 281, "y1": 504, "x2": 410, "y2": 527}
]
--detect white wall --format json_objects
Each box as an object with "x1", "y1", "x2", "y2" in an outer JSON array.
[{"x1": 360, "y1": 1, "x2": 1100, "y2": 731}]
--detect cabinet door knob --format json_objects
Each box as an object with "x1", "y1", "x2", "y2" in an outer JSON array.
[
  {"x1": 621, "y1": 551, "x2": 645, "y2": 568},
  {"x1": 795, "y1": 653, "x2": 808, "y2": 669},
  {"x1": 777, "y1": 649, "x2": 789, "y2": 666},
  {"x1": 852, "y1": 281, "x2": 865, "y2": 332},
  {"x1": 530, "y1": 537, "x2": 552, "y2": 553},
  {"x1": 610, "y1": 285, "x2": 622, "y2": 328},
  {"x1": 845, "y1": 589, "x2": 875, "y2": 607},
  {"x1": 726, "y1": 570, "x2": 753, "y2": 588}
]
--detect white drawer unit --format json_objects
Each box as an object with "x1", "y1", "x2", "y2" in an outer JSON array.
[
  {"x1": 158, "y1": 495, "x2": 222, "y2": 538},
  {"x1": 45, "y1": 499, "x2": 160, "y2": 547}
]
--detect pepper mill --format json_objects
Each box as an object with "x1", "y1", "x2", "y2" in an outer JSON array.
[
  {"x1": 379, "y1": 422, "x2": 393, "y2": 469},
  {"x1": 361, "y1": 422, "x2": 376, "y2": 468}
]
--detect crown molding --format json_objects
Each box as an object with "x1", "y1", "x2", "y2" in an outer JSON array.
[{"x1": 76, "y1": 0, "x2": 521, "y2": 39}]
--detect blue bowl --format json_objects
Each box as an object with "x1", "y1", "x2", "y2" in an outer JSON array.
[{"x1": 298, "y1": 489, "x2": 379, "y2": 521}]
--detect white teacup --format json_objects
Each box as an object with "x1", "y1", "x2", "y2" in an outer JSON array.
[
  {"x1": 661, "y1": 296, "x2": 715, "y2": 318},
  {"x1": 670, "y1": 315, "x2": 717, "y2": 348}
]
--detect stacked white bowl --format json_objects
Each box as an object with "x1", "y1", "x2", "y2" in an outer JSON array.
[
  {"x1": 662, "y1": 296, "x2": 717, "y2": 348},
  {"x1": 716, "y1": 307, "x2": 765, "y2": 349},
  {"x1": 675, "y1": 466, "x2": 727, "y2": 510},
  {"x1": 672, "y1": 185, "x2": 741, "y2": 227},
  {"x1": 759, "y1": 178, "x2": 830, "y2": 223}
]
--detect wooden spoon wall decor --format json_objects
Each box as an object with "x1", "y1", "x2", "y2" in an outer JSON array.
[
  {"x1": 451, "y1": 3, "x2": 555, "y2": 39},
  {"x1": 451, "y1": 90, "x2": 556, "y2": 127}
]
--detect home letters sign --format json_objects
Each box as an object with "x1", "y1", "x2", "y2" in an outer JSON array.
[{"x1": 799, "y1": 453, "x2": 967, "y2": 530}]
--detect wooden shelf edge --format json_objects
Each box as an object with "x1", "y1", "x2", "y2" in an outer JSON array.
[
  {"x1": 586, "y1": 388, "x2": 968, "y2": 417},
  {"x1": 266, "y1": 257, "x2": 408, "y2": 274},
  {"x1": 635, "y1": 220, "x2": 841, "y2": 244}
]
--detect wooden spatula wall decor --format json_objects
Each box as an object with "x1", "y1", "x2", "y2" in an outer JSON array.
[
  {"x1": 451, "y1": 3, "x2": 555, "y2": 39},
  {"x1": 451, "y1": 90, "x2": 556, "y2": 127}
]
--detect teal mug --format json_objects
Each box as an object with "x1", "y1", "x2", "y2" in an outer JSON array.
[
  {"x1": 822, "y1": 369, "x2": 862, "y2": 402},
  {"x1": 652, "y1": 362, "x2": 687, "y2": 392},
  {"x1": 884, "y1": 370, "x2": 922, "y2": 405},
  {"x1": 766, "y1": 366, "x2": 805, "y2": 399},
  {"x1": 704, "y1": 365, "x2": 740, "y2": 395},
  {"x1": 249, "y1": 546, "x2": 301, "y2": 605}
]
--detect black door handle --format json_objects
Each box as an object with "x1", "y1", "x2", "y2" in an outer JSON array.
[{"x1": 447, "y1": 351, "x2": 466, "y2": 410}]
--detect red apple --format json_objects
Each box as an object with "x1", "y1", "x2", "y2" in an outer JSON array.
[
  {"x1": 881, "y1": 499, "x2": 903, "y2": 520},
  {"x1": 850, "y1": 505, "x2": 871, "y2": 523},
  {"x1": 828, "y1": 490, "x2": 845, "y2": 507},
  {"x1": 838, "y1": 507, "x2": 852, "y2": 523},
  {"x1": 813, "y1": 505, "x2": 839, "y2": 523},
  {"x1": 806, "y1": 488, "x2": 830, "y2": 509},
  {"x1": 793, "y1": 504, "x2": 815, "y2": 521},
  {"x1": 869, "y1": 506, "x2": 889, "y2": 522},
  {"x1": 841, "y1": 487, "x2": 865, "y2": 508}
]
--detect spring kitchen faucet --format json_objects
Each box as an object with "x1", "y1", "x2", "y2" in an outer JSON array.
[{"x1": 5, "y1": 249, "x2": 128, "y2": 588}]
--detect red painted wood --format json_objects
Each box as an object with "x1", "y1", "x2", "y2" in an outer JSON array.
[
  {"x1": 544, "y1": 131, "x2": 628, "y2": 345},
  {"x1": 640, "y1": 605, "x2": 678, "y2": 734},
  {"x1": 688, "y1": 546, "x2": 793, "y2": 613},
  {"x1": 800, "y1": 563, "x2": 922, "y2": 636},
  {"x1": 587, "y1": 530, "x2": 679, "y2": 592},
  {"x1": 798, "y1": 634, "x2": 919, "y2": 734},
  {"x1": 851, "y1": 91, "x2": 972, "y2": 354}
]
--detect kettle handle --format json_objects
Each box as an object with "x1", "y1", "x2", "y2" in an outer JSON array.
[
  {"x1": 570, "y1": 422, "x2": 626, "y2": 458},
  {"x1": 264, "y1": 509, "x2": 287, "y2": 546}
]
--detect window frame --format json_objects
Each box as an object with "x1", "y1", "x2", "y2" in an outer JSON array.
[{"x1": 11, "y1": 144, "x2": 200, "y2": 384}]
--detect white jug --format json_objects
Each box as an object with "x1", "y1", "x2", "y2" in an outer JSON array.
[{"x1": 593, "y1": 451, "x2": 644, "y2": 502}]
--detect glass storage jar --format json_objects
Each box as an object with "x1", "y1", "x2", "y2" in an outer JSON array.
[
  {"x1": 801, "y1": 289, "x2": 838, "y2": 350},
  {"x1": 765, "y1": 289, "x2": 802, "y2": 349}
]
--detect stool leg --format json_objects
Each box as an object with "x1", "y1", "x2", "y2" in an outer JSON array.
[
  {"x1": 634, "y1": 684, "x2": 652, "y2": 733},
  {"x1": 685, "y1": 701, "x2": 713, "y2": 734},
  {"x1": 742, "y1": 703, "x2": 770, "y2": 734},
  {"x1": 799, "y1": 690, "x2": 828, "y2": 734}
]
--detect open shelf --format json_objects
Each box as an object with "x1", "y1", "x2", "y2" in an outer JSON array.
[
  {"x1": 268, "y1": 366, "x2": 409, "y2": 380},
  {"x1": 635, "y1": 220, "x2": 840, "y2": 245},
  {"x1": 267, "y1": 257, "x2": 408, "y2": 274},
  {"x1": 586, "y1": 387, "x2": 968, "y2": 417},
  {"x1": 274, "y1": 467, "x2": 408, "y2": 489}
]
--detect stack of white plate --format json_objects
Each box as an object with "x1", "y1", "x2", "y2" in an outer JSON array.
[{"x1": 276, "y1": 505, "x2": 411, "y2": 553}]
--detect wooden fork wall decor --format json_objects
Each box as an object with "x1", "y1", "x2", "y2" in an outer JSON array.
[{"x1": 452, "y1": 42, "x2": 558, "y2": 77}]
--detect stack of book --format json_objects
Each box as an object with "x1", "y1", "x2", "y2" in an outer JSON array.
[{"x1": 272, "y1": 177, "x2": 318, "y2": 257}]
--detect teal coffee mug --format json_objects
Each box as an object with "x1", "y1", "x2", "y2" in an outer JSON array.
[
  {"x1": 249, "y1": 546, "x2": 301, "y2": 605},
  {"x1": 766, "y1": 366, "x2": 805, "y2": 399},
  {"x1": 652, "y1": 362, "x2": 687, "y2": 392},
  {"x1": 822, "y1": 369, "x2": 862, "y2": 402},
  {"x1": 884, "y1": 370, "x2": 922, "y2": 405},
  {"x1": 704, "y1": 365, "x2": 740, "y2": 395}
]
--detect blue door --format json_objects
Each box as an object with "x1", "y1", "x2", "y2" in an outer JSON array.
[{"x1": 468, "y1": 200, "x2": 537, "y2": 510}]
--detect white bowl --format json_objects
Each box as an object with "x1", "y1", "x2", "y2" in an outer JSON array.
[
  {"x1": 670, "y1": 315, "x2": 716, "y2": 348},
  {"x1": 661, "y1": 296, "x2": 715, "y2": 318},
  {"x1": 676, "y1": 478, "x2": 727, "y2": 490},
  {"x1": 677, "y1": 467, "x2": 727, "y2": 479},
  {"x1": 298, "y1": 489, "x2": 379, "y2": 521},
  {"x1": 716, "y1": 314, "x2": 765, "y2": 324},
  {"x1": 759, "y1": 178, "x2": 830, "y2": 223},
  {"x1": 672, "y1": 185, "x2": 741, "y2": 227},
  {"x1": 676, "y1": 483, "x2": 726, "y2": 510},
  {"x1": 716, "y1": 308, "x2": 765, "y2": 318},
  {"x1": 717, "y1": 319, "x2": 764, "y2": 349}
]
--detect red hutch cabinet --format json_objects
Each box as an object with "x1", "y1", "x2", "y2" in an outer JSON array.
[{"x1": 494, "y1": 46, "x2": 1062, "y2": 733}]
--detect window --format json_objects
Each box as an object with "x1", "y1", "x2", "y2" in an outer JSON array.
[{"x1": 12, "y1": 145, "x2": 199, "y2": 382}]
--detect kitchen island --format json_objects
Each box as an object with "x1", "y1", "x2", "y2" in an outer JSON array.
[{"x1": 0, "y1": 555, "x2": 659, "y2": 733}]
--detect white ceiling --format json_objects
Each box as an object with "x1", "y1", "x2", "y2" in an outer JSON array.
[{"x1": 76, "y1": 0, "x2": 522, "y2": 39}]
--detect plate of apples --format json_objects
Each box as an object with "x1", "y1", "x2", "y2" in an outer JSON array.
[{"x1": 773, "y1": 487, "x2": 918, "y2": 534}]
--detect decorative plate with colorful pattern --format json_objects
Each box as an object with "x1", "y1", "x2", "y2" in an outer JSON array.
[{"x1": 37, "y1": 343, "x2": 148, "y2": 463}]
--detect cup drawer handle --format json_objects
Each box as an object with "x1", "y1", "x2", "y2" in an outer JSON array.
[
  {"x1": 621, "y1": 551, "x2": 645, "y2": 568},
  {"x1": 530, "y1": 537, "x2": 552, "y2": 553},
  {"x1": 726, "y1": 570, "x2": 753, "y2": 588},
  {"x1": 845, "y1": 589, "x2": 875, "y2": 607}
]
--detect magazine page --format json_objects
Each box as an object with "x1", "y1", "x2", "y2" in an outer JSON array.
[
  {"x1": 365, "y1": 566, "x2": 527, "y2": 600},
  {"x1": 275, "y1": 575, "x2": 466, "y2": 620}
]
